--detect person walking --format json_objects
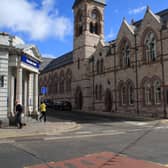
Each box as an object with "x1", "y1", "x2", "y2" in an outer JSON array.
[
  {"x1": 39, "y1": 101, "x2": 47, "y2": 122},
  {"x1": 15, "y1": 100, "x2": 23, "y2": 129}
]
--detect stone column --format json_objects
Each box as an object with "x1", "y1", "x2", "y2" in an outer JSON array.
[
  {"x1": 33, "y1": 73, "x2": 38, "y2": 113},
  {"x1": 27, "y1": 73, "x2": 33, "y2": 114},
  {"x1": 24, "y1": 79, "x2": 28, "y2": 115},
  {"x1": 16, "y1": 67, "x2": 22, "y2": 104},
  {"x1": 10, "y1": 75, "x2": 15, "y2": 115}
]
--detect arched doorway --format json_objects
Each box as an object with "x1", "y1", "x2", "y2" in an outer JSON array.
[
  {"x1": 75, "y1": 87, "x2": 83, "y2": 110},
  {"x1": 104, "y1": 89, "x2": 112, "y2": 112}
]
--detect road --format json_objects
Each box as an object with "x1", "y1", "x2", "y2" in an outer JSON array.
[{"x1": 0, "y1": 110, "x2": 168, "y2": 168}]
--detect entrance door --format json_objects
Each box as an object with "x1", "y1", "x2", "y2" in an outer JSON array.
[
  {"x1": 104, "y1": 89, "x2": 112, "y2": 112},
  {"x1": 75, "y1": 87, "x2": 83, "y2": 110}
]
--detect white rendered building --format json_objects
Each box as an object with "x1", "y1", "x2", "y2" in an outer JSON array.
[{"x1": 0, "y1": 32, "x2": 42, "y2": 125}]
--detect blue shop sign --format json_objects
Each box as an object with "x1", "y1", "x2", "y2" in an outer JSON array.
[
  {"x1": 41, "y1": 87, "x2": 47, "y2": 95},
  {"x1": 21, "y1": 55, "x2": 40, "y2": 69}
]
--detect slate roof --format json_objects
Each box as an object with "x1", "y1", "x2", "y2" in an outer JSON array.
[
  {"x1": 40, "y1": 57, "x2": 53, "y2": 71},
  {"x1": 42, "y1": 51, "x2": 73, "y2": 73}
]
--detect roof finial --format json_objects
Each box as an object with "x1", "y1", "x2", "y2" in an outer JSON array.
[
  {"x1": 147, "y1": 5, "x2": 150, "y2": 12},
  {"x1": 131, "y1": 19, "x2": 135, "y2": 25}
]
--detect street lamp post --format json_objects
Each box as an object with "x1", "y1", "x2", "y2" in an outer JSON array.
[
  {"x1": 91, "y1": 55, "x2": 95, "y2": 111},
  {"x1": 160, "y1": 27, "x2": 167, "y2": 118}
]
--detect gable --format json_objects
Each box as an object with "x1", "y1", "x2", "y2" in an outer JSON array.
[{"x1": 116, "y1": 19, "x2": 135, "y2": 44}]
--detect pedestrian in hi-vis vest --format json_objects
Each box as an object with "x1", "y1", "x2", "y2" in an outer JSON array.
[{"x1": 39, "y1": 101, "x2": 47, "y2": 122}]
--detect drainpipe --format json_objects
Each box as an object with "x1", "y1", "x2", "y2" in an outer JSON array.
[
  {"x1": 113, "y1": 43, "x2": 117, "y2": 112},
  {"x1": 134, "y1": 33, "x2": 139, "y2": 115},
  {"x1": 91, "y1": 56, "x2": 95, "y2": 110},
  {"x1": 160, "y1": 27, "x2": 167, "y2": 118}
]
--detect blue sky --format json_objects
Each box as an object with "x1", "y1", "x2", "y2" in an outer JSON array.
[{"x1": 0, "y1": 0, "x2": 167, "y2": 58}]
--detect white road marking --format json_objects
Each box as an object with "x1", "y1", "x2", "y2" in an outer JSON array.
[
  {"x1": 44, "y1": 131, "x2": 125, "y2": 141},
  {"x1": 74, "y1": 131, "x2": 92, "y2": 134},
  {"x1": 0, "y1": 140, "x2": 15, "y2": 144},
  {"x1": 102, "y1": 130, "x2": 119, "y2": 133},
  {"x1": 123, "y1": 121, "x2": 148, "y2": 126}
]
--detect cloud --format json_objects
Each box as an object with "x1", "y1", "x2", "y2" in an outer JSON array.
[
  {"x1": 42, "y1": 53, "x2": 56, "y2": 58},
  {"x1": 106, "y1": 28, "x2": 116, "y2": 40},
  {"x1": 0, "y1": 0, "x2": 72, "y2": 40},
  {"x1": 129, "y1": 6, "x2": 146, "y2": 15}
]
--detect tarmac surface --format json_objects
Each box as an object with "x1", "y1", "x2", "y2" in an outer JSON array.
[
  {"x1": 0, "y1": 116, "x2": 80, "y2": 140},
  {"x1": 1, "y1": 113, "x2": 168, "y2": 168}
]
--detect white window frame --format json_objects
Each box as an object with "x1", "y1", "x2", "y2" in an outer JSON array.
[
  {"x1": 122, "y1": 42, "x2": 130, "y2": 67},
  {"x1": 144, "y1": 31, "x2": 157, "y2": 62},
  {"x1": 145, "y1": 83, "x2": 152, "y2": 105}
]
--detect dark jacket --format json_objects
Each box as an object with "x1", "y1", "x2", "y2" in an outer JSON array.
[{"x1": 16, "y1": 104, "x2": 23, "y2": 115}]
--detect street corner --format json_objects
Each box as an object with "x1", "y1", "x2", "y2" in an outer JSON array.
[
  {"x1": 24, "y1": 152, "x2": 168, "y2": 168},
  {"x1": 0, "y1": 120, "x2": 81, "y2": 140}
]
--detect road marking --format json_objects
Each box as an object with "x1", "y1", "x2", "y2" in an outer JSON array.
[
  {"x1": 154, "y1": 126, "x2": 168, "y2": 130},
  {"x1": 44, "y1": 131, "x2": 125, "y2": 141},
  {"x1": 102, "y1": 130, "x2": 119, "y2": 133},
  {"x1": 123, "y1": 121, "x2": 148, "y2": 126},
  {"x1": 0, "y1": 140, "x2": 15, "y2": 144},
  {"x1": 74, "y1": 131, "x2": 92, "y2": 134}
]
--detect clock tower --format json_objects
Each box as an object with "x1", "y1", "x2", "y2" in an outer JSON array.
[{"x1": 73, "y1": 0, "x2": 106, "y2": 59}]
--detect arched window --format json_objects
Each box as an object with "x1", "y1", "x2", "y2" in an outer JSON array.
[
  {"x1": 97, "y1": 60, "x2": 100, "y2": 74},
  {"x1": 77, "y1": 58, "x2": 80, "y2": 69},
  {"x1": 75, "y1": 10, "x2": 83, "y2": 37},
  {"x1": 48, "y1": 73, "x2": 53, "y2": 95},
  {"x1": 90, "y1": 9, "x2": 101, "y2": 35},
  {"x1": 100, "y1": 59, "x2": 104, "y2": 73},
  {"x1": 54, "y1": 73, "x2": 58, "y2": 94},
  {"x1": 144, "y1": 82, "x2": 152, "y2": 105},
  {"x1": 121, "y1": 41, "x2": 131, "y2": 68},
  {"x1": 154, "y1": 80, "x2": 161, "y2": 104},
  {"x1": 121, "y1": 85, "x2": 126, "y2": 105},
  {"x1": 95, "y1": 85, "x2": 98, "y2": 100},
  {"x1": 144, "y1": 31, "x2": 157, "y2": 62},
  {"x1": 99, "y1": 85, "x2": 102, "y2": 100},
  {"x1": 127, "y1": 83, "x2": 134, "y2": 105},
  {"x1": 66, "y1": 69, "x2": 72, "y2": 93},
  {"x1": 59, "y1": 71, "x2": 64, "y2": 94}
]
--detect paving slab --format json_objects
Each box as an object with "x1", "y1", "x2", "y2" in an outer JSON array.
[{"x1": 0, "y1": 117, "x2": 80, "y2": 140}]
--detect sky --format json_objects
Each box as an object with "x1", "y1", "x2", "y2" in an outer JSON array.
[{"x1": 0, "y1": 0, "x2": 167, "y2": 58}]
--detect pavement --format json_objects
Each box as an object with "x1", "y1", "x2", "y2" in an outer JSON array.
[{"x1": 0, "y1": 116, "x2": 80, "y2": 140}]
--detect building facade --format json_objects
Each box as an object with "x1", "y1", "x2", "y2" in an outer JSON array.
[
  {"x1": 40, "y1": 0, "x2": 168, "y2": 118},
  {"x1": 0, "y1": 32, "x2": 42, "y2": 124}
]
